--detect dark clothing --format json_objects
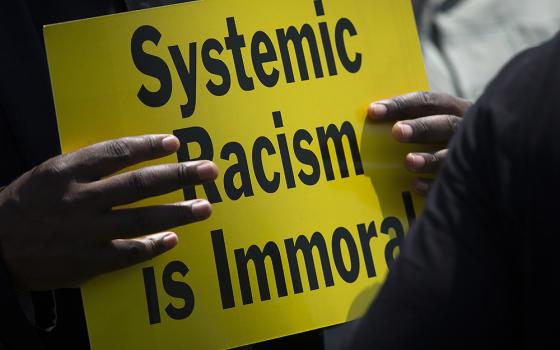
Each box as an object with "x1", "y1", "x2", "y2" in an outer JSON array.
[
  {"x1": 349, "y1": 33, "x2": 560, "y2": 349},
  {"x1": 0, "y1": 2, "x2": 124, "y2": 349},
  {"x1": 0, "y1": 0, "x2": 61, "y2": 187}
]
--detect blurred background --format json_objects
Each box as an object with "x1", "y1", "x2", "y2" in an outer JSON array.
[{"x1": 413, "y1": 0, "x2": 560, "y2": 100}]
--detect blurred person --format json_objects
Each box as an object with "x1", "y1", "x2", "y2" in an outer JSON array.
[
  {"x1": 349, "y1": 31, "x2": 560, "y2": 350},
  {"x1": 324, "y1": 1, "x2": 560, "y2": 348}
]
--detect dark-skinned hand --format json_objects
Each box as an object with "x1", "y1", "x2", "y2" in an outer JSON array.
[
  {"x1": 368, "y1": 91, "x2": 472, "y2": 195},
  {"x1": 0, "y1": 134, "x2": 218, "y2": 291}
]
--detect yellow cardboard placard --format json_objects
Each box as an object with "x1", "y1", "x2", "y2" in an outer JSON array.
[{"x1": 44, "y1": 0, "x2": 428, "y2": 348}]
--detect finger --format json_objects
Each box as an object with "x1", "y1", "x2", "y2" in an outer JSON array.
[
  {"x1": 392, "y1": 115, "x2": 462, "y2": 143},
  {"x1": 95, "y1": 232, "x2": 178, "y2": 273},
  {"x1": 85, "y1": 160, "x2": 218, "y2": 207},
  {"x1": 63, "y1": 134, "x2": 181, "y2": 180},
  {"x1": 405, "y1": 150, "x2": 448, "y2": 173},
  {"x1": 367, "y1": 91, "x2": 472, "y2": 121},
  {"x1": 96, "y1": 199, "x2": 212, "y2": 241},
  {"x1": 411, "y1": 178, "x2": 433, "y2": 196}
]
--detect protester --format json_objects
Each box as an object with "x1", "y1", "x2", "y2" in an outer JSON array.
[
  {"x1": 349, "y1": 32, "x2": 560, "y2": 349},
  {"x1": 324, "y1": 1, "x2": 560, "y2": 348}
]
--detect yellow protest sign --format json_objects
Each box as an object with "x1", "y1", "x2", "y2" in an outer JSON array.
[{"x1": 44, "y1": 0, "x2": 428, "y2": 348}]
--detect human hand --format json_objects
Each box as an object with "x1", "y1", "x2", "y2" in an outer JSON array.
[
  {"x1": 0, "y1": 134, "x2": 218, "y2": 291},
  {"x1": 367, "y1": 91, "x2": 472, "y2": 195}
]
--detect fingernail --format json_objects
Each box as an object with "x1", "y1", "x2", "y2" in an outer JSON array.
[
  {"x1": 162, "y1": 135, "x2": 180, "y2": 152},
  {"x1": 368, "y1": 103, "x2": 387, "y2": 119},
  {"x1": 407, "y1": 154, "x2": 425, "y2": 170},
  {"x1": 192, "y1": 200, "x2": 212, "y2": 219},
  {"x1": 397, "y1": 123, "x2": 414, "y2": 139},
  {"x1": 196, "y1": 162, "x2": 218, "y2": 180},
  {"x1": 162, "y1": 233, "x2": 178, "y2": 249}
]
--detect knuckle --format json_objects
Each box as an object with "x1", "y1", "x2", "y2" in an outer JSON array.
[
  {"x1": 129, "y1": 171, "x2": 150, "y2": 197},
  {"x1": 392, "y1": 96, "x2": 407, "y2": 111},
  {"x1": 75, "y1": 184, "x2": 102, "y2": 205},
  {"x1": 145, "y1": 135, "x2": 159, "y2": 159},
  {"x1": 125, "y1": 241, "x2": 149, "y2": 264},
  {"x1": 446, "y1": 115, "x2": 462, "y2": 133},
  {"x1": 144, "y1": 237, "x2": 159, "y2": 256},
  {"x1": 37, "y1": 157, "x2": 67, "y2": 179},
  {"x1": 106, "y1": 139, "x2": 132, "y2": 161},
  {"x1": 59, "y1": 182, "x2": 92, "y2": 207},
  {"x1": 177, "y1": 163, "x2": 190, "y2": 184},
  {"x1": 413, "y1": 119, "x2": 430, "y2": 139},
  {"x1": 30, "y1": 157, "x2": 74, "y2": 194},
  {"x1": 175, "y1": 203, "x2": 189, "y2": 224},
  {"x1": 426, "y1": 153, "x2": 438, "y2": 164},
  {"x1": 418, "y1": 91, "x2": 436, "y2": 108},
  {"x1": 31, "y1": 162, "x2": 50, "y2": 181}
]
